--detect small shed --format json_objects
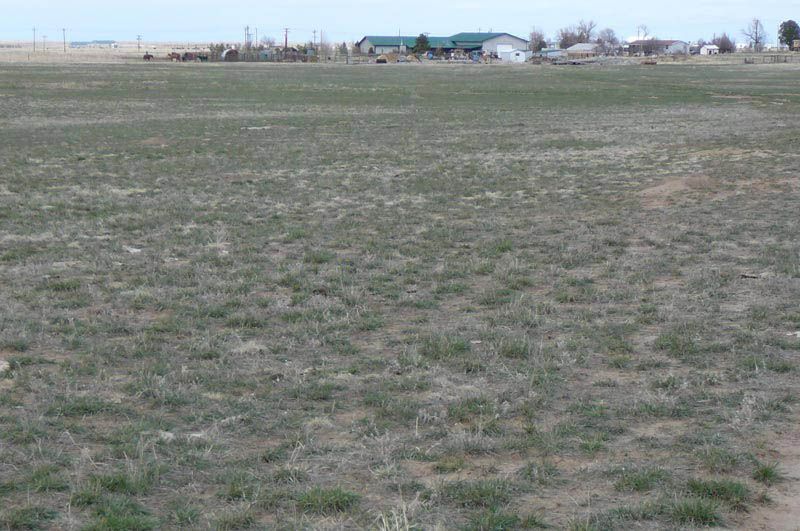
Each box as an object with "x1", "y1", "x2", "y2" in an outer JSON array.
[
  {"x1": 221, "y1": 48, "x2": 239, "y2": 61},
  {"x1": 500, "y1": 49, "x2": 532, "y2": 63},
  {"x1": 700, "y1": 45, "x2": 720, "y2": 56}
]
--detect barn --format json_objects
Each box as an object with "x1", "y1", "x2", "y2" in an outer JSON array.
[
  {"x1": 356, "y1": 32, "x2": 528, "y2": 56},
  {"x1": 221, "y1": 48, "x2": 239, "y2": 61},
  {"x1": 447, "y1": 33, "x2": 529, "y2": 56}
]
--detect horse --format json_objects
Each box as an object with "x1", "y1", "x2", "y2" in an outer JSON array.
[
  {"x1": 143, "y1": 53, "x2": 154, "y2": 61},
  {"x1": 167, "y1": 52, "x2": 181, "y2": 62}
]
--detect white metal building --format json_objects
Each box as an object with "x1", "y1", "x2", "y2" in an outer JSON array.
[{"x1": 500, "y1": 49, "x2": 532, "y2": 62}]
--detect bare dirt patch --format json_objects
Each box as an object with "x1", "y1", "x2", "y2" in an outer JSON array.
[
  {"x1": 140, "y1": 136, "x2": 169, "y2": 147},
  {"x1": 745, "y1": 421, "x2": 800, "y2": 530},
  {"x1": 639, "y1": 175, "x2": 720, "y2": 208}
]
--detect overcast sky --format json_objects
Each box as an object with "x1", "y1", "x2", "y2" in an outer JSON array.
[{"x1": 0, "y1": 0, "x2": 790, "y2": 45}]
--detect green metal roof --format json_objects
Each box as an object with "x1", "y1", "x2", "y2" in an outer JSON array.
[
  {"x1": 360, "y1": 36, "x2": 422, "y2": 47},
  {"x1": 428, "y1": 37, "x2": 456, "y2": 49},
  {"x1": 449, "y1": 32, "x2": 507, "y2": 44}
]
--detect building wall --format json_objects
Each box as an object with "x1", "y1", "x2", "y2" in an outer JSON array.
[
  {"x1": 665, "y1": 42, "x2": 689, "y2": 54},
  {"x1": 500, "y1": 50, "x2": 532, "y2": 62},
  {"x1": 358, "y1": 42, "x2": 408, "y2": 54},
  {"x1": 481, "y1": 34, "x2": 529, "y2": 54}
]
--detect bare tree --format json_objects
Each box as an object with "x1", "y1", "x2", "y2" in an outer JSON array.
[
  {"x1": 637, "y1": 25, "x2": 649, "y2": 40},
  {"x1": 577, "y1": 20, "x2": 597, "y2": 42},
  {"x1": 742, "y1": 18, "x2": 766, "y2": 52},
  {"x1": 261, "y1": 36, "x2": 276, "y2": 48},
  {"x1": 641, "y1": 38, "x2": 660, "y2": 56},
  {"x1": 558, "y1": 20, "x2": 595, "y2": 48},
  {"x1": 558, "y1": 27, "x2": 581, "y2": 49},
  {"x1": 596, "y1": 28, "x2": 619, "y2": 54},
  {"x1": 529, "y1": 27, "x2": 547, "y2": 51},
  {"x1": 712, "y1": 33, "x2": 736, "y2": 53}
]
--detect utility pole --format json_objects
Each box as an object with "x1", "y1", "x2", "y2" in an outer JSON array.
[
  {"x1": 42, "y1": 35, "x2": 47, "y2": 53},
  {"x1": 137, "y1": 34, "x2": 142, "y2": 51},
  {"x1": 312, "y1": 29, "x2": 317, "y2": 49},
  {"x1": 63, "y1": 28, "x2": 66, "y2": 53},
  {"x1": 284, "y1": 28, "x2": 289, "y2": 50},
  {"x1": 244, "y1": 25, "x2": 249, "y2": 49},
  {"x1": 255, "y1": 27, "x2": 258, "y2": 47},
  {"x1": 33, "y1": 27, "x2": 36, "y2": 53}
]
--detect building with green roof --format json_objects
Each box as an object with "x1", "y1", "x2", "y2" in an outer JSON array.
[{"x1": 356, "y1": 32, "x2": 527, "y2": 55}]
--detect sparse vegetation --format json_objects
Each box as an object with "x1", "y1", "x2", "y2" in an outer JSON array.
[{"x1": 0, "y1": 61, "x2": 798, "y2": 528}]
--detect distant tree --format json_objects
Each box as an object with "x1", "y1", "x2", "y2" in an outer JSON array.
[
  {"x1": 596, "y1": 28, "x2": 619, "y2": 53},
  {"x1": 778, "y1": 20, "x2": 800, "y2": 47},
  {"x1": 529, "y1": 27, "x2": 547, "y2": 51},
  {"x1": 558, "y1": 20, "x2": 596, "y2": 48},
  {"x1": 558, "y1": 27, "x2": 581, "y2": 48},
  {"x1": 713, "y1": 33, "x2": 736, "y2": 53},
  {"x1": 577, "y1": 20, "x2": 597, "y2": 42},
  {"x1": 338, "y1": 42, "x2": 348, "y2": 56},
  {"x1": 742, "y1": 18, "x2": 766, "y2": 51},
  {"x1": 641, "y1": 37, "x2": 660, "y2": 56},
  {"x1": 636, "y1": 25, "x2": 650, "y2": 40},
  {"x1": 261, "y1": 37, "x2": 276, "y2": 48},
  {"x1": 697, "y1": 38, "x2": 707, "y2": 47},
  {"x1": 413, "y1": 33, "x2": 430, "y2": 54},
  {"x1": 208, "y1": 43, "x2": 229, "y2": 58}
]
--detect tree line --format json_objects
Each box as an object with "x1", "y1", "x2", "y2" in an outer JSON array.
[{"x1": 525, "y1": 17, "x2": 800, "y2": 53}]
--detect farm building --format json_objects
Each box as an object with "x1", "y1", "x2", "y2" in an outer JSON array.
[
  {"x1": 221, "y1": 48, "x2": 239, "y2": 61},
  {"x1": 700, "y1": 44, "x2": 720, "y2": 55},
  {"x1": 537, "y1": 47, "x2": 566, "y2": 59},
  {"x1": 448, "y1": 33, "x2": 529, "y2": 55},
  {"x1": 356, "y1": 32, "x2": 528, "y2": 56},
  {"x1": 627, "y1": 39, "x2": 689, "y2": 56},
  {"x1": 566, "y1": 43, "x2": 600, "y2": 58},
  {"x1": 500, "y1": 49, "x2": 532, "y2": 63},
  {"x1": 70, "y1": 40, "x2": 118, "y2": 49}
]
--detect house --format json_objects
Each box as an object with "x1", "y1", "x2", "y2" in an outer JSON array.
[
  {"x1": 700, "y1": 44, "x2": 720, "y2": 56},
  {"x1": 627, "y1": 39, "x2": 689, "y2": 56},
  {"x1": 566, "y1": 43, "x2": 600, "y2": 58},
  {"x1": 356, "y1": 32, "x2": 528, "y2": 56},
  {"x1": 500, "y1": 49, "x2": 532, "y2": 63}
]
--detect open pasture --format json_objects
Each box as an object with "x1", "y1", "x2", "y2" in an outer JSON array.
[{"x1": 1, "y1": 62, "x2": 799, "y2": 529}]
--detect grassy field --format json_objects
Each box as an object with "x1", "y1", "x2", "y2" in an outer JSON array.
[{"x1": 1, "y1": 62, "x2": 799, "y2": 530}]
